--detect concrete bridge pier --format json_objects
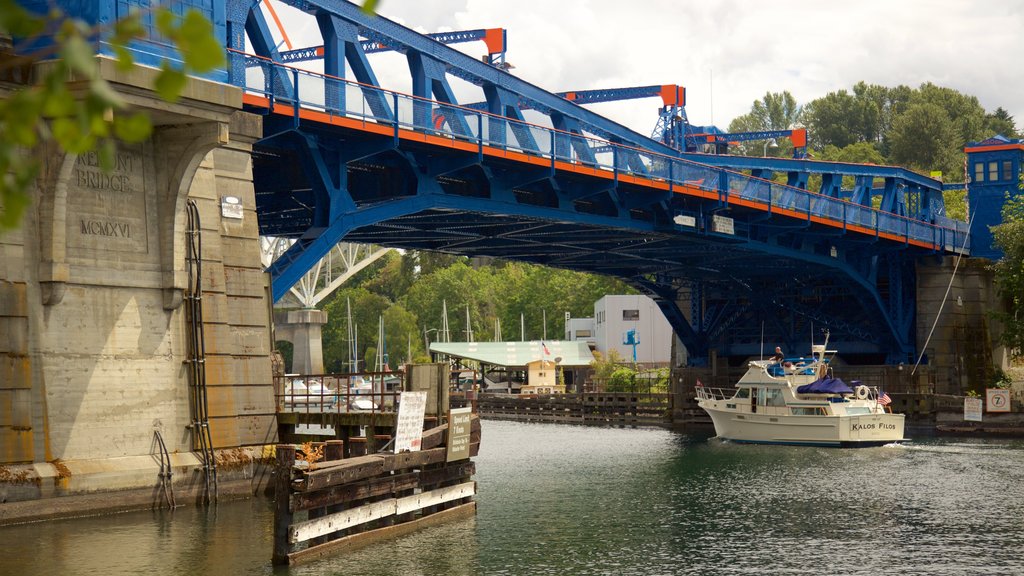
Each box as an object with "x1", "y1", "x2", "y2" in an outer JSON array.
[
  {"x1": 0, "y1": 59, "x2": 278, "y2": 523},
  {"x1": 915, "y1": 255, "x2": 1008, "y2": 394},
  {"x1": 274, "y1": 309, "x2": 329, "y2": 374}
]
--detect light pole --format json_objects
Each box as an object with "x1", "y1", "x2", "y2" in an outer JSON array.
[{"x1": 423, "y1": 327, "x2": 440, "y2": 360}]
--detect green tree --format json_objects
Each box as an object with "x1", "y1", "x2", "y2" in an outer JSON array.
[
  {"x1": 321, "y1": 287, "x2": 394, "y2": 372},
  {"x1": 492, "y1": 261, "x2": 635, "y2": 340},
  {"x1": 0, "y1": 0, "x2": 224, "y2": 229},
  {"x1": 727, "y1": 91, "x2": 801, "y2": 157},
  {"x1": 382, "y1": 302, "x2": 423, "y2": 365},
  {"x1": 590, "y1": 348, "x2": 625, "y2": 389},
  {"x1": 606, "y1": 365, "x2": 637, "y2": 392},
  {"x1": 984, "y1": 107, "x2": 1019, "y2": 139},
  {"x1": 888, "y1": 102, "x2": 960, "y2": 176},
  {"x1": 991, "y1": 179, "x2": 1024, "y2": 354},
  {"x1": 816, "y1": 141, "x2": 886, "y2": 165},
  {"x1": 402, "y1": 260, "x2": 498, "y2": 342},
  {"x1": 802, "y1": 89, "x2": 874, "y2": 150},
  {"x1": 360, "y1": 249, "x2": 415, "y2": 302},
  {"x1": 911, "y1": 82, "x2": 988, "y2": 147}
]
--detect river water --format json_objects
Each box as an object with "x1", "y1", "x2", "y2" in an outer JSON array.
[{"x1": 2, "y1": 421, "x2": 1023, "y2": 575}]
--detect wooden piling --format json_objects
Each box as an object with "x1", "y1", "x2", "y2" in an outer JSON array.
[
  {"x1": 350, "y1": 437, "x2": 367, "y2": 457},
  {"x1": 272, "y1": 444, "x2": 297, "y2": 566},
  {"x1": 372, "y1": 434, "x2": 391, "y2": 453}
]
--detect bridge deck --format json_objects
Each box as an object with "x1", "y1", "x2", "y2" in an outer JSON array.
[{"x1": 238, "y1": 54, "x2": 966, "y2": 255}]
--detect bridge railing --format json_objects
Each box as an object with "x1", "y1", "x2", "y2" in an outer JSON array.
[{"x1": 234, "y1": 51, "x2": 970, "y2": 253}]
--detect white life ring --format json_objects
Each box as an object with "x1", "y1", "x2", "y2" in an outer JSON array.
[{"x1": 855, "y1": 385, "x2": 870, "y2": 400}]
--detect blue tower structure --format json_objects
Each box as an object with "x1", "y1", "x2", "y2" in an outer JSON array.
[{"x1": 965, "y1": 135, "x2": 1024, "y2": 259}]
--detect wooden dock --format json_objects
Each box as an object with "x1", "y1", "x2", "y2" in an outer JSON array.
[
  {"x1": 272, "y1": 415, "x2": 481, "y2": 565},
  {"x1": 455, "y1": 392, "x2": 674, "y2": 427}
]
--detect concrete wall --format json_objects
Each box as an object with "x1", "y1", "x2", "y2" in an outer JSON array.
[
  {"x1": 0, "y1": 60, "x2": 277, "y2": 482},
  {"x1": 916, "y1": 256, "x2": 1006, "y2": 394}
]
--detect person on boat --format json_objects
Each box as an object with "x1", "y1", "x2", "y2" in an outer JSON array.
[{"x1": 770, "y1": 347, "x2": 784, "y2": 363}]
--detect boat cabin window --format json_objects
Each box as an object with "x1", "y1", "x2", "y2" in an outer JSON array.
[
  {"x1": 753, "y1": 387, "x2": 765, "y2": 406},
  {"x1": 766, "y1": 389, "x2": 786, "y2": 407},
  {"x1": 735, "y1": 388, "x2": 750, "y2": 399}
]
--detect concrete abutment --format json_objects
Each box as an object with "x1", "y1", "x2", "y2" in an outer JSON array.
[{"x1": 0, "y1": 59, "x2": 278, "y2": 520}]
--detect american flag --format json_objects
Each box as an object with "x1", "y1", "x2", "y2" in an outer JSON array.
[
  {"x1": 878, "y1": 391, "x2": 892, "y2": 406},
  {"x1": 541, "y1": 341, "x2": 550, "y2": 355},
  {"x1": 695, "y1": 378, "x2": 704, "y2": 387}
]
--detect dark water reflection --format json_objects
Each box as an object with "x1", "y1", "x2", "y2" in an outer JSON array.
[{"x1": 2, "y1": 422, "x2": 1023, "y2": 575}]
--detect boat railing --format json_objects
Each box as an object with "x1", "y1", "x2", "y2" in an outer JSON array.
[{"x1": 695, "y1": 386, "x2": 734, "y2": 401}]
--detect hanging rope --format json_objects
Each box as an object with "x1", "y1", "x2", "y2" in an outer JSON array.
[{"x1": 912, "y1": 212, "x2": 975, "y2": 376}]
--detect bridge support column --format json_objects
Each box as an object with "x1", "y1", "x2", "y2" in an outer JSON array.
[
  {"x1": 285, "y1": 309, "x2": 329, "y2": 375},
  {"x1": 0, "y1": 59, "x2": 278, "y2": 518}
]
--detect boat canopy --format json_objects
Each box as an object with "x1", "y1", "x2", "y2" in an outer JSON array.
[{"x1": 796, "y1": 377, "x2": 853, "y2": 395}]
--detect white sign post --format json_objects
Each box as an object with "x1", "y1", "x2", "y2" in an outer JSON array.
[
  {"x1": 986, "y1": 388, "x2": 1011, "y2": 413},
  {"x1": 964, "y1": 397, "x2": 983, "y2": 422},
  {"x1": 394, "y1": 391, "x2": 428, "y2": 452}
]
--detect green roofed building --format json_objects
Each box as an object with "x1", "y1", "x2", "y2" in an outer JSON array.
[{"x1": 428, "y1": 340, "x2": 594, "y2": 393}]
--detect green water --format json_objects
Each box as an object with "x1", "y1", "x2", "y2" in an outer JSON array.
[{"x1": 2, "y1": 421, "x2": 1023, "y2": 575}]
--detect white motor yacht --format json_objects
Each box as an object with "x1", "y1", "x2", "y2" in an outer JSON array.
[{"x1": 695, "y1": 338, "x2": 905, "y2": 447}]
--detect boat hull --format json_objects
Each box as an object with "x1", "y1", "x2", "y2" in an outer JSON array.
[{"x1": 702, "y1": 406, "x2": 905, "y2": 447}]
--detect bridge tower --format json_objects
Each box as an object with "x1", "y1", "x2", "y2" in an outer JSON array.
[{"x1": 965, "y1": 135, "x2": 1024, "y2": 259}]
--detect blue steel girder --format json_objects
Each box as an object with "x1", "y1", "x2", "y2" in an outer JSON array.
[
  {"x1": 550, "y1": 114, "x2": 598, "y2": 166},
  {"x1": 273, "y1": 0, "x2": 675, "y2": 152},
  {"x1": 651, "y1": 232, "x2": 912, "y2": 354},
  {"x1": 271, "y1": 28, "x2": 506, "y2": 64},
  {"x1": 482, "y1": 85, "x2": 541, "y2": 151},
  {"x1": 408, "y1": 52, "x2": 473, "y2": 137},
  {"x1": 313, "y1": 12, "x2": 394, "y2": 122},
  {"x1": 679, "y1": 153, "x2": 945, "y2": 221},
  {"x1": 245, "y1": 5, "x2": 294, "y2": 98}
]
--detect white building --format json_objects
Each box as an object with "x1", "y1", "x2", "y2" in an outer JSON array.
[
  {"x1": 564, "y1": 316, "x2": 596, "y2": 344},
  {"x1": 566, "y1": 295, "x2": 674, "y2": 364}
]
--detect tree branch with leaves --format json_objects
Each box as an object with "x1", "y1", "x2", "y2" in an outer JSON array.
[{"x1": 0, "y1": 0, "x2": 224, "y2": 229}]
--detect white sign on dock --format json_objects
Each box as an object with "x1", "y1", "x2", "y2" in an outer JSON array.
[
  {"x1": 964, "y1": 397, "x2": 983, "y2": 422},
  {"x1": 446, "y1": 407, "x2": 473, "y2": 462},
  {"x1": 986, "y1": 388, "x2": 1011, "y2": 413},
  {"x1": 394, "y1": 391, "x2": 427, "y2": 452}
]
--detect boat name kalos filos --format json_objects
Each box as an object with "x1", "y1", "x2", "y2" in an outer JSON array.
[{"x1": 695, "y1": 335, "x2": 904, "y2": 447}]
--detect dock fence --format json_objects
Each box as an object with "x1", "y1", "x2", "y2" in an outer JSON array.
[{"x1": 453, "y1": 392, "x2": 673, "y2": 427}]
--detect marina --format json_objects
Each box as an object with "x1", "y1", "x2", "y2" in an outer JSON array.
[{"x1": 2, "y1": 421, "x2": 1023, "y2": 575}]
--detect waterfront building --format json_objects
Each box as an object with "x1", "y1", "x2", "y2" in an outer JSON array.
[{"x1": 566, "y1": 295, "x2": 674, "y2": 365}]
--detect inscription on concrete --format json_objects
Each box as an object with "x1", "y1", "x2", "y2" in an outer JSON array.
[{"x1": 67, "y1": 147, "x2": 149, "y2": 255}]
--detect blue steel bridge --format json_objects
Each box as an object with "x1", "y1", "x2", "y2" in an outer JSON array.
[{"x1": 29, "y1": 0, "x2": 974, "y2": 364}]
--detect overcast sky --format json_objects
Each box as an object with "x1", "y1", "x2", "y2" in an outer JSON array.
[{"x1": 278, "y1": 1, "x2": 1023, "y2": 139}]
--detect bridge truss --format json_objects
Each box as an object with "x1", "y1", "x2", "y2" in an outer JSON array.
[
  {"x1": 226, "y1": 0, "x2": 971, "y2": 364},
  {"x1": 34, "y1": 0, "x2": 971, "y2": 363},
  {"x1": 260, "y1": 237, "x2": 391, "y2": 308}
]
